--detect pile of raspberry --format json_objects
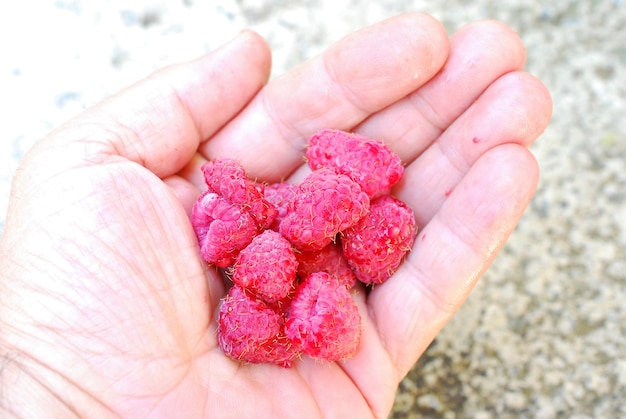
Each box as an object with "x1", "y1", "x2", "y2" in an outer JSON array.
[{"x1": 191, "y1": 129, "x2": 417, "y2": 368}]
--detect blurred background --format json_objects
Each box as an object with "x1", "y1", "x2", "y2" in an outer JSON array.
[{"x1": 1, "y1": 1, "x2": 625, "y2": 417}]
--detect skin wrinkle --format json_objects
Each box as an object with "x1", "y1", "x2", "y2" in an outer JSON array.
[
  {"x1": 435, "y1": 222, "x2": 487, "y2": 299},
  {"x1": 145, "y1": 366, "x2": 200, "y2": 419},
  {"x1": 103, "y1": 118, "x2": 157, "y2": 172},
  {"x1": 95, "y1": 189, "x2": 202, "y2": 372},
  {"x1": 405, "y1": 88, "x2": 448, "y2": 139},
  {"x1": 107, "y1": 231, "x2": 194, "y2": 361},
  {"x1": 321, "y1": 51, "x2": 374, "y2": 119},
  {"x1": 110, "y1": 85, "x2": 195, "y2": 173},
  {"x1": 376, "y1": 265, "x2": 447, "y2": 374},
  {"x1": 435, "y1": 137, "x2": 471, "y2": 185},
  {"x1": 149, "y1": 81, "x2": 204, "y2": 170},
  {"x1": 441, "y1": 203, "x2": 494, "y2": 259},
  {"x1": 114, "y1": 356, "x2": 191, "y2": 405},
  {"x1": 24, "y1": 166, "x2": 196, "y2": 372},
  {"x1": 4, "y1": 349, "x2": 114, "y2": 418},
  {"x1": 404, "y1": 259, "x2": 457, "y2": 317},
  {"x1": 0, "y1": 14, "x2": 553, "y2": 417},
  {"x1": 259, "y1": 86, "x2": 307, "y2": 161},
  {"x1": 124, "y1": 187, "x2": 217, "y2": 338},
  {"x1": 166, "y1": 34, "x2": 270, "y2": 145},
  {"x1": 341, "y1": 290, "x2": 396, "y2": 419},
  {"x1": 292, "y1": 361, "x2": 360, "y2": 419},
  {"x1": 5, "y1": 173, "x2": 90, "y2": 242},
  {"x1": 16, "y1": 236, "x2": 168, "y2": 384}
]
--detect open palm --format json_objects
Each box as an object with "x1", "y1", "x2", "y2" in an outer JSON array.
[{"x1": 0, "y1": 13, "x2": 551, "y2": 418}]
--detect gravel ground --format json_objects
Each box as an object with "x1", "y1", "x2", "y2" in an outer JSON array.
[{"x1": 1, "y1": 1, "x2": 625, "y2": 417}]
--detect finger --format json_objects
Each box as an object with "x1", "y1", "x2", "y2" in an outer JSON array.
[
  {"x1": 369, "y1": 144, "x2": 540, "y2": 377},
  {"x1": 35, "y1": 30, "x2": 271, "y2": 179},
  {"x1": 356, "y1": 19, "x2": 528, "y2": 161},
  {"x1": 162, "y1": 175, "x2": 202, "y2": 217},
  {"x1": 339, "y1": 286, "x2": 399, "y2": 417},
  {"x1": 396, "y1": 71, "x2": 553, "y2": 229},
  {"x1": 176, "y1": 152, "x2": 210, "y2": 190},
  {"x1": 200, "y1": 12, "x2": 450, "y2": 182}
]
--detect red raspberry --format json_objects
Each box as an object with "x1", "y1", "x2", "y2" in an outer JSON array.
[
  {"x1": 263, "y1": 182, "x2": 298, "y2": 231},
  {"x1": 342, "y1": 195, "x2": 417, "y2": 285},
  {"x1": 195, "y1": 132, "x2": 414, "y2": 366},
  {"x1": 279, "y1": 169, "x2": 370, "y2": 251},
  {"x1": 202, "y1": 158, "x2": 277, "y2": 229},
  {"x1": 232, "y1": 230, "x2": 298, "y2": 303},
  {"x1": 190, "y1": 191, "x2": 258, "y2": 268},
  {"x1": 306, "y1": 129, "x2": 404, "y2": 199},
  {"x1": 286, "y1": 272, "x2": 361, "y2": 361},
  {"x1": 218, "y1": 286, "x2": 298, "y2": 368},
  {"x1": 296, "y1": 243, "x2": 356, "y2": 289}
]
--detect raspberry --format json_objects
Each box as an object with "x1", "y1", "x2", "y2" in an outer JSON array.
[
  {"x1": 232, "y1": 230, "x2": 298, "y2": 303},
  {"x1": 306, "y1": 129, "x2": 404, "y2": 199},
  {"x1": 286, "y1": 272, "x2": 361, "y2": 361},
  {"x1": 193, "y1": 129, "x2": 418, "y2": 367},
  {"x1": 296, "y1": 243, "x2": 356, "y2": 289},
  {"x1": 263, "y1": 182, "x2": 298, "y2": 231},
  {"x1": 342, "y1": 195, "x2": 417, "y2": 285},
  {"x1": 202, "y1": 158, "x2": 277, "y2": 229},
  {"x1": 190, "y1": 191, "x2": 258, "y2": 268},
  {"x1": 279, "y1": 168, "x2": 370, "y2": 251},
  {"x1": 218, "y1": 286, "x2": 298, "y2": 368}
]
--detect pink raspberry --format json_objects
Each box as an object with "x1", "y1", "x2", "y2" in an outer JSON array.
[
  {"x1": 286, "y1": 272, "x2": 361, "y2": 361},
  {"x1": 232, "y1": 230, "x2": 298, "y2": 303},
  {"x1": 218, "y1": 285, "x2": 298, "y2": 368},
  {"x1": 279, "y1": 168, "x2": 370, "y2": 251},
  {"x1": 296, "y1": 243, "x2": 356, "y2": 289},
  {"x1": 194, "y1": 134, "x2": 414, "y2": 366},
  {"x1": 342, "y1": 195, "x2": 417, "y2": 285},
  {"x1": 306, "y1": 129, "x2": 404, "y2": 199},
  {"x1": 262, "y1": 182, "x2": 298, "y2": 231},
  {"x1": 190, "y1": 191, "x2": 258, "y2": 268},
  {"x1": 202, "y1": 158, "x2": 277, "y2": 229}
]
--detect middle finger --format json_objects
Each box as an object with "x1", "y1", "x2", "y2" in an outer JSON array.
[{"x1": 200, "y1": 12, "x2": 449, "y2": 182}]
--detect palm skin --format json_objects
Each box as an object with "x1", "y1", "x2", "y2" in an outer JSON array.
[{"x1": 0, "y1": 13, "x2": 551, "y2": 418}]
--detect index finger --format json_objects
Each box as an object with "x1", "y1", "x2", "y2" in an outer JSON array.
[{"x1": 200, "y1": 12, "x2": 450, "y2": 182}]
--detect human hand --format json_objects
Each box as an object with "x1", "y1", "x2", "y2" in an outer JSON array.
[{"x1": 0, "y1": 13, "x2": 551, "y2": 418}]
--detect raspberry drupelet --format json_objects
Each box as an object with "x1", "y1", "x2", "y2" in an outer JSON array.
[
  {"x1": 232, "y1": 230, "x2": 298, "y2": 303},
  {"x1": 286, "y1": 272, "x2": 362, "y2": 361},
  {"x1": 218, "y1": 285, "x2": 298, "y2": 367},
  {"x1": 279, "y1": 168, "x2": 369, "y2": 251},
  {"x1": 342, "y1": 195, "x2": 417, "y2": 285},
  {"x1": 306, "y1": 128, "x2": 404, "y2": 199}
]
